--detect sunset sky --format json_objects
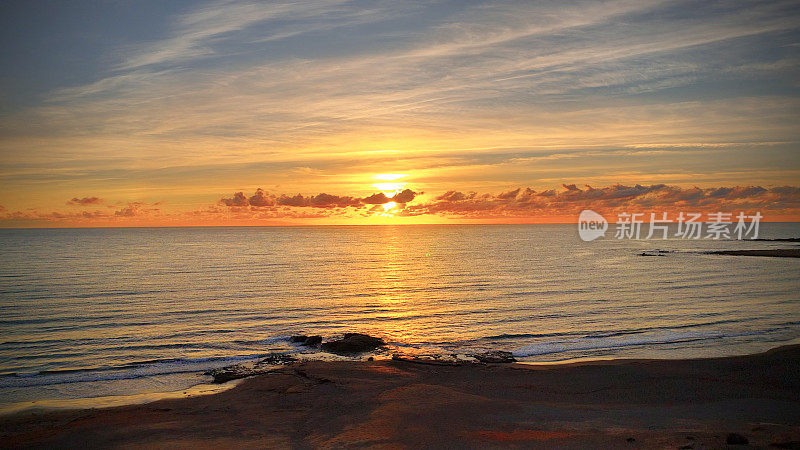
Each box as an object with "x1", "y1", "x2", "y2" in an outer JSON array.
[{"x1": 1, "y1": 0, "x2": 798, "y2": 226}]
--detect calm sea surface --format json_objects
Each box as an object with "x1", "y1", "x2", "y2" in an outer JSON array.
[{"x1": 1, "y1": 224, "x2": 799, "y2": 412}]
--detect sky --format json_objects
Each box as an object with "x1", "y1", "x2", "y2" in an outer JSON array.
[{"x1": 0, "y1": 0, "x2": 798, "y2": 226}]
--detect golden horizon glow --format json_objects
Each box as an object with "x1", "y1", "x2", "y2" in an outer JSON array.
[
  {"x1": 372, "y1": 183, "x2": 406, "y2": 192},
  {"x1": 372, "y1": 174, "x2": 407, "y2": 181}
]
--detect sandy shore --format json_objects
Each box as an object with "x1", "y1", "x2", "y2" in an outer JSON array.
[{"x1": 2, "y1": 346, "x2": 799, "y2": 449}]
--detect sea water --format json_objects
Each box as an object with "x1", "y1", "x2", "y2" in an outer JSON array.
[{"x1": 1, "y1": 224, "x2": 798, "y2": 412}]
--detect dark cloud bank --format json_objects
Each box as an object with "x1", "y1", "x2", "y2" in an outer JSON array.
[
  {"x1": 220, "y1": 188, "x2": 419, "y2": 209},
  {"x1": 398, "y1": 184, "x2": 800, "y2": 217}
]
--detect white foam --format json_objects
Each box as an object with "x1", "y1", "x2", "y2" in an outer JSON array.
[{"x1": 512, "y1": 330, "x2": 732, "y2": 357}]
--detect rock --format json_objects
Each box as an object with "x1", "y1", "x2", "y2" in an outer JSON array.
[
  {"x1": 769, "y1": 441, "x2": 800, "y2": 449},
  {"x1": 205, "y1": 365, "x2": 258, "y2": 384},
  {"x1": 289, "y1": 335, "x2": 322, "y2": 346},
  {"x1": 473, "y1": 350, "x2": 516, "y2": 363},
  {"x1": 320, "y1": 333, "x2": 385, "y2": 355},
  {"x1": 726, "y1": 433, "x2": 749, "y2": 445},
  {"x1": 205, "y1": 353, "x2": 296, "y2": 383},
  {"x1": 304, "y1": 335, "x2": 322, "y2": 346},
  {"x1": 259, "y1": 353, "x2": 297, "y2": 365}
]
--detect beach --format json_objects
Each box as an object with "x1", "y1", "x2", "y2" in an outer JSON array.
[{"x1": 2, "y1": 345, "x2": 798, "y2": 449}]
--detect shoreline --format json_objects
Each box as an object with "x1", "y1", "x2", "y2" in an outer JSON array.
[
  {"x1": 2, "y1": 345, "x2": 799, "y2": 448},
  {"x1": 4, "y1": 338, "x2": 798, "y2": 417}
]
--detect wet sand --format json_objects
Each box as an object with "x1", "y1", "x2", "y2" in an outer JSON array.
[{"x1": 2, "y1": 345, "x2": 799, "y2": 449}]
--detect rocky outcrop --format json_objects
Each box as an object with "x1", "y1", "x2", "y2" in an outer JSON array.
[
  {"x1": 290, "y1": 335, "x2": 323, "y2": 346},
  {"x1": 472, "y1": 350, "x2": 516, "y2": 363},
  {"x1": 205, "y1": 353, "x2": 297, "y2": 383},
  {"x1": 726, "y1": 433, "x2": 748, "y2": 445},
  {"x1": 320, "y1": 333, "x2": 385, "y2": 355}
]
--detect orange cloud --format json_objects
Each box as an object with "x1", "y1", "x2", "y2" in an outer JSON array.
[
  {"x1": 1, "y1": 184, "x2": 797, "y2": 227},
  {"x1": 399, "y1": 184, "x2": 800, "y2": 219},
  {"x1": 67, "y1": 197, "x2": 103, "y2": 206},
  {"x1": 219, "y1": 188, "x2": 420, "y2": 209}
]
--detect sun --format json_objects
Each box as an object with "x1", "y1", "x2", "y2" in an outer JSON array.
[
  {"x1": 370, "y1": 174, "x2": 407, "y2": 216},
  {"x1": 372, "y1": 173, "x2": 407, "y2": 193},
  {"x1": 373, "y1": 182, "x2": 405, "y2": 191}
]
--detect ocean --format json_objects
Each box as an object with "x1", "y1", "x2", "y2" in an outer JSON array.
[{"x1": 1, "y1": 224, "x2": 799, "y2": 413}]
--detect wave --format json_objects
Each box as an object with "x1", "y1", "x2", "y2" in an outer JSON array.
[
  {"x1": 511, "y1": 329, "x2": 761, "y2": 358},
  {"x1": 0, "y1": 335, "x2": 298, "y2": 387},
  {"x1": 0, "y1": 352, "x2": 292, "y2": 388}
]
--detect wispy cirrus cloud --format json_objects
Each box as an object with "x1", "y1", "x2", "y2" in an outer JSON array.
[{"x1": 118, "y1": 0, "x2": 392, "y2": 70}]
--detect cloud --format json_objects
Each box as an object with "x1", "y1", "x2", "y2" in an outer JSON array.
[
  {"x1": 67, "y1": 197, "x2": 103, "y2": 206},
  {"x1": 118, "y1": 0, "x2": 408, "y2": 70},
  {"x1": 0, "y1": 208, "x2": 110, "y2": 222},
  {"x1": 114, "y1": 202, "x2": 159, "y2": 217},
  {"x1": 2, "y1": 184, "x2": 798, "y2": 226},
  {"x1": 220, "y1": 192, "x2": 250, "y2": 207},
  {"x1": 219, "y1": 188, "x2": 419, "y2": 208},
  {"x1": 2, "y1": 0, "x2": 797, "y2": 202},
  {"x1": 361, "y1": 192, "x2": 391, "y2": 205},
  {"x1": 391, "y1": 188, "x2": 418, "y2": 204},
  {"x1": 399, "y1": 184, "x2": 800, "y2": 218},
  {"x1": 279, "y1": 192, "x2": 362, "y2": 208},
  {"x1": 249, "y1": 188, "x2": 276, "y2": 207}
]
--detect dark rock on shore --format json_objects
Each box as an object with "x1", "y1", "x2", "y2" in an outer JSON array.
[
  {"x1": 260, "y1": 353, "x2": 297, "y2": 365},
  {"x1": 321, "y1": 333, "x2": 385, "y2": 355},
  {"x1": 726, "y1": 433, "x2": 749, "y2": 445},
  {"x1": 290, "y1": 335, "x2": 322, "y2": 346},
  {"x1": 205, "y1": 353, "x2": 297, "y2": 383},
  {"x1": 304, "y1": 335, "x2": 322, "y2": 346},
  {"x1": 473, "y1": 350, "x2": 516, "y2": 363},
  {"x1": 206, "y1": 365, "x2": 257, "y2": 384}
]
